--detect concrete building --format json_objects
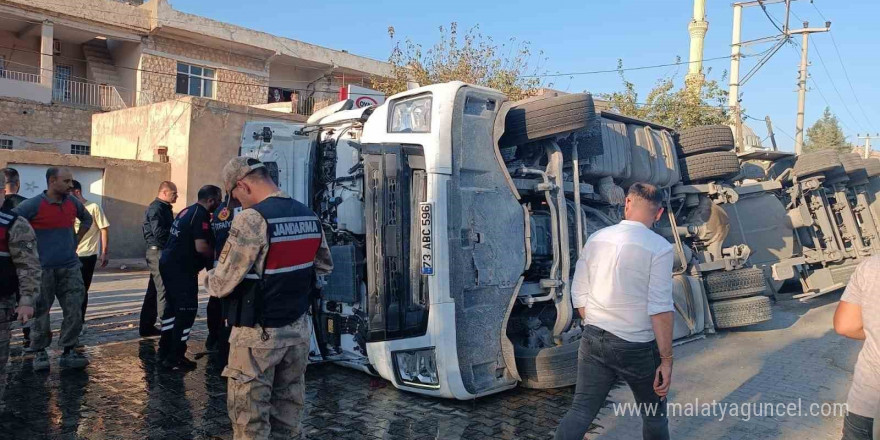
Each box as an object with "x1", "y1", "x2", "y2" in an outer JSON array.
[
  {"x1": 91, "y1": 96, "x2": 307, "y2": 210},
  {"x1": 0, "y1": 0, "x2": 391, "y2": 153},
  {"x1": 0, "y1": 0, "x2": 391, "y2": 257}
]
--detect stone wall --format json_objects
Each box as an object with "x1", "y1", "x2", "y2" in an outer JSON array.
[
  {"x1": 141, "y1": 36, "x2": 268, "y2": 107},
  {"x1": 138, "y1": 53, "x2": 178, "y2": 105},
  {"x1": 0, "y1": 98, "x2": 95, "y2": 152}
]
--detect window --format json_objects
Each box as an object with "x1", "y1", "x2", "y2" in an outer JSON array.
[
  {"x1": 0, "y1": 139, "x2": 12, "y2": 150},
  {"x1": 155, "y1": 147, "x2": 169, "y2": 163},
  {"x1": 176, "y1": 62, "x2": 215, "y2": 98},
  {"x1": 71, "y1": 144, "x2": 90, "y2": 155}
]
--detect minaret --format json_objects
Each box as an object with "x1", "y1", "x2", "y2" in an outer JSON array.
[{"x1": 686, "y1": 0, "x2": 709, "y2": 88}]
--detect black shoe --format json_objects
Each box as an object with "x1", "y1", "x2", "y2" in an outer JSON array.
[
  {"x1": 177, "y1": 356, "x2": 198, "y2": 371},
  {"x1": 140, "y1": 327, "x2": 162, "y2": 337}
]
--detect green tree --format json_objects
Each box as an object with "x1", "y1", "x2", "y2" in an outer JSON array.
[
  {"x1": 371, "y1": 23, "x2": 545, "y2": 101},
  {"x1": 601, "y1": 59, "x2": 731, "y2": 130},
  {"x1": 804, "y1": 107, "x2": 851, "y2": 153}
]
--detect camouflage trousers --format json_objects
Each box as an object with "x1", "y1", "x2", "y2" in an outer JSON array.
[
  {"x1": 0, "y1": 296, "x2": 16, "y2": 408},
  {"x1": 223, "y1": 320, "x2": 310, "y2": 440},
  {"x1": 31, "y1": 266, "x2": 84, "y2": 351}
]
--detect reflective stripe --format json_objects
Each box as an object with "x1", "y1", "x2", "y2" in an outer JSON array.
[
  {"x1": 0, "y1": 211, "x2": 12, "y2": 220},
  {"x1": 270, "y1": 233, "x2": 322, "y2": 243},
  {"x1": 180, "y1": 336, "x2": 189, "y2": 341},
  {"x1": 244, "y1": 273, "x2": 260, "y2": 280},
  {"x1": 267, "y1": 216, "x2": 316, "y2": 224},
  {"x1": 263, "y1": 261, "x2": 313, "y2": 275},
  {"x1": 0, "y1": 252, "x2": 9, "y2": 257},
  {"x1": 161, "y1": 318, "x2": 175, "y2": 324},
  {"x1": 161, "y1": 325, "x2": 173, "y2": 331},
  {"x1": 182, "y1": 328, "x2": 191, "y2": 334}
]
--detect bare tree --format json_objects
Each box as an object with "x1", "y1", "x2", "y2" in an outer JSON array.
[{"x1": 372, "y1": 23, "x2": 546, "y2": 101}]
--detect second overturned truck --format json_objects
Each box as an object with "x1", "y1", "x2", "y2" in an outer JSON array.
[{"x1": 240, "y1": 82, "x2": 774, "y2": 399}]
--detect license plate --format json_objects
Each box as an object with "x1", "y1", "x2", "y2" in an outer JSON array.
[{"x1": 419, "y1": 202, "x2": 434, "y2": 276}]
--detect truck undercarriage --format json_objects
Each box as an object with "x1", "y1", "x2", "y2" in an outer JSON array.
[{"x1": 237, "y1": 81, "x2": 876, "y2": 399}]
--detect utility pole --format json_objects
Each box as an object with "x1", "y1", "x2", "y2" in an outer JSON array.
[
  {"x1": 765, "y1": 116, "x2": 778, "y2": 151},
  {"x1": 729, "y1": 0, "x2": 796, "y2": 153},
  {"x1": 858, "y1": 134, "x2": 880, "y2": 159},
  {"x1": 790, "y1": 21, "x2": 831, "y2": 155}
]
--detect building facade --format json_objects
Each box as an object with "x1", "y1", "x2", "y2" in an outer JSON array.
[{"x1": 0, "y1": 0, "x2": 391, "y2": 154}]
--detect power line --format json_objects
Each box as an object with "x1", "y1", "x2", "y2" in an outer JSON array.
[
  {"x1": 828, "y1": 31, "x2": 874, "y2": 129},
  {"x1": 810, "y1": 0, "x2": 874, "y2": 129},
  {"x1": 806, "y1": 35, "x2": 865, "y2": 132},
  {"x1": 525, "y1": 53, "x2": 760, "y2": 78},
  {"x1": 758, "y1": 1, "x2": 786, "y2": 34}
]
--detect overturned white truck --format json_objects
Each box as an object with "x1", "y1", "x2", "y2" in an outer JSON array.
[{"x1": 239, "y1": 82, "x2": 770, "y2": 399}]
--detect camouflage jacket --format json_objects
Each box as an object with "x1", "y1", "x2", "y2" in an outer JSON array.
[
  {"x1": 6, "y1": 217, "x2": 41, "y2": 308},
  {"x1": 206, "y1": 191, "x2": 332, "y2": 348}
]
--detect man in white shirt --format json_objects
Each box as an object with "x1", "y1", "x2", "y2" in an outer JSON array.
[
  {"x1": 833, "y1": 256, "x2": 879, "y2": 440},
  {"x1": 556, "y1": 182, "x2": 675, "y2": 440},
  {"x1": 72, "y1": 180, "x2": 110, "y2": 327}
]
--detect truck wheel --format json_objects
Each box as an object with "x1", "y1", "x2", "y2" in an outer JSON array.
[
  {"x1": 704, "y1": 267, "x2": 767, "y2": 301},
  {"x1": 675, "y1": 125, "x2": 735, "y2": 156},
  {"x1": 500, "y1": 93, "x2": 596, "y2": 148},
  {"x1": 710, "y1": 296, "x2": 772, "y2": 329},
  {"x1": 514, "y1": 339, "x2": 579, "y2": 389},
  {"x1": 865, "y1": 158, "x2": 880, "y2": 178},
  {"x1": 792, "y1": 150, "x2": 843, "y2": 178},
  {"x1": 679, "y1": 151, "x2": 740, "y2": 183}
]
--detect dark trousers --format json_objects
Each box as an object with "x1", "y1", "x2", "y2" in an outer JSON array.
[
  {"x1": 79, "y1": 255, "x2": 98, "y2": 321},
  {"x1": 555, "y1": 325, "x2": 669, "y2": 440},
  {"x1": 206, "y1": 296, "x2": 224, "y2": 347},
  {"x1": 842, "y1": 412, "x2": 874, "y2": 440},
  {"x1": 158, "y1": 265, "x2": 198, "y2": 361},
  {"x1": 140, "y1": 248, "x2": 168, "y2": 333}
]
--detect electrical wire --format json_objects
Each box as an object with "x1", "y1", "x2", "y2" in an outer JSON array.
[
  {"x1": 811, "y1": 0, "x2": 875, "y2": 129},
  {"x1": 522, "y1": 54, "x2": 746, "y2": 78},
  {"x1": 806, "y1": 35, "x2": 864, "y2": 132},
  {"x1": 758, "y1": 0, "x2": 786, "y2": 34},
  {"x1": 785, "y1": 38, "x2": 857, "y2": 133}
]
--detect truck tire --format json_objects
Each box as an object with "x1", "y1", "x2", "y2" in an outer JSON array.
[
  {"x1": 839, "y1": 153, "x2": 870, "y2": 182},
  {"x1": 500, "y1": 93, "x2": 596, "y2": 148},
  {"x1": 679, "y1": 151, "x2": 740, "y2": 183},
  {"x1": 515, "y1": 340, "x2": 579, "y2": 389},
  {"x1": 792, "y1": 150, "x2": 842, "y2": 178},
  {"x1": 865, "y1": 158, "x2": 880, "y2": 178},
  {"x1": 675, "y1": 125, "x2": 735, "y2": 156},
  {"x1": 710, "y1": 296, "x2": 772, "y2": 329},
  {"x1": 704, "y1": 267, "x2": 767, "y2": 301}
]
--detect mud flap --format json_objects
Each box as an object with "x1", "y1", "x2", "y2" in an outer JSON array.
[{"x1": 500, "y1": 277, "x2": 523, "y2": 382}]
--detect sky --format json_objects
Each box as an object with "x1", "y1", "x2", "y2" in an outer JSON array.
[{"x1": 169, "y1": 0, "x2": 879, "y2": 153}]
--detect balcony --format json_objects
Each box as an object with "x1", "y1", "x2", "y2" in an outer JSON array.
[
  {"x1": 52, "y1": 78, "x2": 126, "y2": 111},
  {"x1": 0, "y1": 68, "x2": 126, "y2": 111}
]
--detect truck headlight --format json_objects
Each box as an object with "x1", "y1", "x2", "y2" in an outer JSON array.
[
  {"x1": 389, "y1": 95, "x2": 432, "y2": 133},
  {"x1": 393, "y1": 348, "x2": 439, "y2": 388}
]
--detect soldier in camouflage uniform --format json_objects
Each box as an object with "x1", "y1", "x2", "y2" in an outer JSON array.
[
  {"x1": 0, "y1": 172, "x2": 40, "y2": 405},
  {"x1": 207, "y1": 157, "x2": 332, "y2": 440}
]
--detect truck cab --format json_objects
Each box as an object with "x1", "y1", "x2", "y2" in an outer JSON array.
[{"x1": 240, "y1": 81, "x2": 765, "y2": 399}]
